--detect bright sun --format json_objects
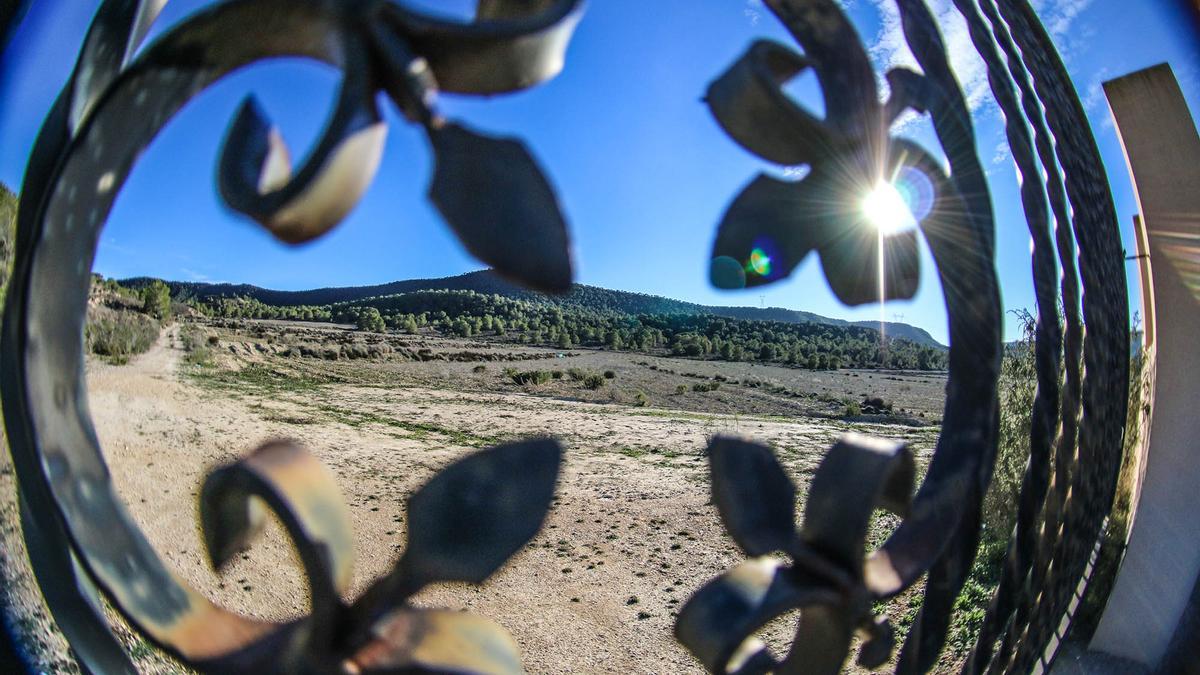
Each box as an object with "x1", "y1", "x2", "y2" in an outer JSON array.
[{"x1": 861, "y1": 181, "x2": 916, "y2": 235}]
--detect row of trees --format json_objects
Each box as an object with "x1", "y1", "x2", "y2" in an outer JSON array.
[
  {"x1": 187, "y1": 294, "x2": 333, "y2": 322},
  {"x1": 192, "y1": 288, "x2": 946, "y2": 371}
]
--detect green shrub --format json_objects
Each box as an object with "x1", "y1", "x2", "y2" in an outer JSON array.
[
  {"x1": 472, "y1": 364, "x2": 487, "y2": 373},
  {"x1": 582, "y1": 373, "x2": 605, "y2": 390},
  {"x1": 984, "y1": 309, "x2": 1039, "y2": 537},
  {"x1": 944, "y1": 535, "x2": 1008, "y2": 657},
  {"x1": 87, "y1": 313, "x2": 159, "y2": 364},
  {"x1": 180, "y1": 326, "x2": 204, "y2": 351},
  {"x1": 183, "y1": 347, "x2": 213, "y2": 366},
  {"x1": 356, "y1": 307, "x2": 386, "y2": 333},
  {"x1": 140, "y1": 279, "x2": 172, "y2": 321},
  {"x1": 675, "y1": 384, "x2": 688, "y2": 395},
  {"x1": 843, "y1": 401, "x2": 862, "y2": 418},
  {"x1": 603, "y1": 370, "x2": 616, "y2": 379},
  {"x1": 633, "y1": 391, "x2": 648, "y2": 407},
  {"x1": 551, "y1": 370, "x2": 564, "y2": 379},
  {"x1": 511, "y1": 370, "x2": 552, "y2": 386},
  {"x1": 180, "y1": 326, "x2": 213, "y2": 366},
  {"x1": 567, "y1": 367, "x2": 587, "y2": 381}
]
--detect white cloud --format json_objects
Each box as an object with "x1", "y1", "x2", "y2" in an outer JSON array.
[
  {"x1": 1080, "y1": 66, "x2": 1111, "y2": 112},
  {"x1": 180, "y1": 267, "x2": 211, "y2": 282},
  {"x1": 98, "y1": 238, "x2": 135, "y2": 255},
  {"x1": 991, "y1": 140, "x2": 1011, "y2": 165},
  {"x1": 745, "y1": 0, "x2": 763, "y2": 26},
  {"x1": 861, "y1": 0, "x2": 1095, "y2": 125},
  {"x1": 1079, "y1": 64, "x2": 1116, "y2": 132},
  {"x1": 1031, "y1": 0, "x2": 1096, "y2": 44},
  {"x1": 863, "y1": 0, "x2": 992, "y2": 125}
]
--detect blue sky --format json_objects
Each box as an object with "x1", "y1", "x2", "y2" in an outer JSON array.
[{"x1": 2, "y1": 1, "x2": 1198, "y2": 344}]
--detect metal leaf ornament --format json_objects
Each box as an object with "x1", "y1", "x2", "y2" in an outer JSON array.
[
  {"x1": 210, "y1": 0, "x2": 583, "y2": 292},
  {"x1": 198, "y1": 439, "x2": 561, "y2": 673},
  {"x1": 692, "y1": 0, "x2": 1004, "y2": 671},
  {"x1": 705, "y1": 3, "x2": 947, "y2": 304},
  {"x1": 676, "y1": 435, "x2": 915, "y2": 674},
  {"x1": 0, "y1": 0, "x2": 580, "y2": 672}
]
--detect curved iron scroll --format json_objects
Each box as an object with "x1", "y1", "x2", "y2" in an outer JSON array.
[
  {"x1": 678, "y1": 0, "x2": 1127, "y2": 672},
  {"x1": 0, "y1": 0, "x2": 1131, "y2": 673},
  {"x1": 1, "y1": 0, "x2": 581, "y2": 672}
]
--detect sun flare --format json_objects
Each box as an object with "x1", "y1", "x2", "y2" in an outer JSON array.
[{"x1": 861, "y1": 182, "x2": 917, "y2": 235}]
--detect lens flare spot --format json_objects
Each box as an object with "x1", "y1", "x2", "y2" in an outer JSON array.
[
  {"x1": 862, "y1": 181, "x2": 918, "y2": 235},
  {"x1": 747, "y1": 248, "x2": 772, "y2": 277},
  {"x1": 894, "y1": 166, "x2": 935, "y2": 221},
  {"x1": 710, "y1": 255, "x2": 747, "y2": 289}
]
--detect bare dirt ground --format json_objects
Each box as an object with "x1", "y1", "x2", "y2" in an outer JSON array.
[{"x1": 3, "y1": 321, "x2": 946, "y2": 673}]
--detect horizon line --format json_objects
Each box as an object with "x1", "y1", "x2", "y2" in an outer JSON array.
[{"x1": 106, "y1": 267, "x2": 944, "y2": 341}]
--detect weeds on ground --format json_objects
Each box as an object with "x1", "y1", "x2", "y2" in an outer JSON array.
[
  {"x1": 510, "y1": 369, "x2": 552, "y2": 386},
  {"x1": 86, "y1": 313, "x2": 159, "y2": 364},
  {"x1": 886, "y1": 310, "x2": 1041, "y2": 664},
  {"x1": 189, "y1": 363, "x2": 332, "y2": 395},
  {"x1": 316, "y1": 403, "x2": 501, "y2": 447},
  {"x1": 180, "y1": 325, "x2": 214, "y2": 367},
  {"x1": 1071, "y1": 312, "x2": 1152, "y2": 639},
  {"x1": 911, "y1": 308, "x2": 1144, "y2": 662},
  {"x1": 984, "y1": 310, "x2": 1040, "y2": 538}
]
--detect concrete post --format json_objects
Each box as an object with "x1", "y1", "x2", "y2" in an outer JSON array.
[{"x1": 1089, "y1": 63, "x2": 1200, "y2": 670}]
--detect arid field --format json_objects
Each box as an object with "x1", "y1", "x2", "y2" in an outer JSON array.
[{"x1": 3, "y1": 319, "x2": 948, "y2": 673}]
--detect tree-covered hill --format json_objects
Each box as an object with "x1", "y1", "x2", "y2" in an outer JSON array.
[
  {"x1": 325, "y1": 289, "x2": 946, "y2": 371},
  {"x1": 123, "y1": 269, "x2": 944, "y2": 348},
  {"x1": 120, "y1": 278, "x2": 947, "y2": 371}
]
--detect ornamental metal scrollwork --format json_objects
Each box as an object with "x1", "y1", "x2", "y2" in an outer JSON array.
[
  {"x1": 0, "y1": 0, "x2": 582, "y2": 672},
  {"x1": 683, "y1": 0, "x2": 1002, "y2": 670},
  {"x1": 676, "y1": 435, "x2": 915, "y2": 673},
  {"x1": 679, "y1": 0, "x2": 1127, "y2": 672},
  {"x1": 0, "y1": 0, "x2": 1133, "y2": 672}
]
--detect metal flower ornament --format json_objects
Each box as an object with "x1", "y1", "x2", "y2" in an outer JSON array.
[
  {"x1": 682, "y1": 0, "x2": 1004, "y2": 671},
  {"x1": 704, "y1": 3, "x2": 963, "y2": 306},
  {"x1": 200, "y1": 439, "x2": 562, "y2": 674},
  {"x1": 215, "y1": 0, "x2": 583, "y2": 293},
  {"x1": 676, "y1": 436, "x2": 915, "y2": 674},
  {"x1": 0, "y1": 0, "x2": 581, "y2": 672},
  {"x1": 0, "y1": 0, "x2": 1132, "y2": 671}
]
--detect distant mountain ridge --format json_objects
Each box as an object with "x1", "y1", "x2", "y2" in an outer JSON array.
[{"x1": 123, "y1": 270, "x2": 944, "y2": 348}]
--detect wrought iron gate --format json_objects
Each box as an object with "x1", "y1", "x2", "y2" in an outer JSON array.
[{"x1": 0, "y1": 0, "x2": 1129, "y2": 672}]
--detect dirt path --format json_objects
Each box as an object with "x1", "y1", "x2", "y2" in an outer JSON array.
[{"x1": 75, "y1": 332, "x2": 940, "y2": 673}]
